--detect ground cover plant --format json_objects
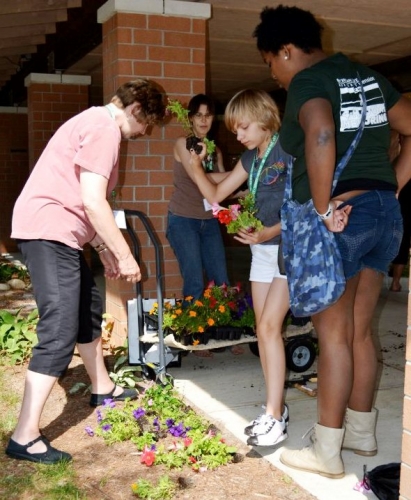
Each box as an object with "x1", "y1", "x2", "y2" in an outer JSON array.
[{"x1": 0, "y1": 267, "x2": 316, "y2": 500}]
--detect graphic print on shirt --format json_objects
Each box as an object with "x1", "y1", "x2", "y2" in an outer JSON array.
[
  {"x1": 261, "y1": 160, "x2": 286, "y2": 185},
  {"x1": 337, "y1": 76, "x2": 388, "y2": 132}
]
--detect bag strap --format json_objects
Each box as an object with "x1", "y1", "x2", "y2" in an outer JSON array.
[{"x1": 284, "y1": 72, "x2": 367, "y2": 201}]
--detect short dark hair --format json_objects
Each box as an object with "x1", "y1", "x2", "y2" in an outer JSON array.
[
  {"x1": 115, "y1": 78, "x2": 166, "y2": 125},
  {"x1": 253, "y1": 5, "x2": 323, "y2": 55},
  {"x1": 187, "y1": 94, "x2": 216, "y2": 118}
]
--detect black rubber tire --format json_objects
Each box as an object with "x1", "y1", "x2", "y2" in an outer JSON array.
[{"x1": 285, "y1": 338, "x2": 316, "y2": 373}]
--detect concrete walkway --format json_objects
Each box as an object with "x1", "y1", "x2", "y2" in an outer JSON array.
[{"x1": 169, "y1": 276, "x2": 407, "y2": 500}]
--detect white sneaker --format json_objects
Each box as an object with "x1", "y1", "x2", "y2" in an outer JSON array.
[
  {"x1": 244, "y1": 403, "x2": 289, "y2": 436},
  {"x1": 247, "y1": 416, "x2": 288, "y2": 447}
]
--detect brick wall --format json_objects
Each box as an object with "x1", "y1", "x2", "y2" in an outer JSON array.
[
  {"x1": 25, "y1": 74, "x2": 91, "y2": 168},
  {"x1": 0, "y1": 108, "x2": 29, "y2": 253},
  {"x1": 98, "y1": 1, "x2": 211, "y2": 344},
  {"x1": 400, "y1": 92, "x2": 411, "y2": 500}
]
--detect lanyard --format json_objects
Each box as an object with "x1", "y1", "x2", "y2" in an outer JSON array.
[{"x1": 248, "y1": 133, "x2": 279, "y2": 198}]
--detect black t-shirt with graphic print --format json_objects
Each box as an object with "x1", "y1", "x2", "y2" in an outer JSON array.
[{"x1": 279, "y1": 52, "x2": 401, "y2": 203}]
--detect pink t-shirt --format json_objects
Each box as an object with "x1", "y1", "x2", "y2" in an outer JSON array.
[{"x1": 12, "y1": 106, "x2": 120, "y2": 249}]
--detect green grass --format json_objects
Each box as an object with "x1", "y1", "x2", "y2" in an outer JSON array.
[{"x1": 0, "y1": 363, "x2": 88, "y2": 500}]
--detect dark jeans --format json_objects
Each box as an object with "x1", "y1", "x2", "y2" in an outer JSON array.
[{"x1": 166, "y1": 212, "x2": 229, "y2": 299}]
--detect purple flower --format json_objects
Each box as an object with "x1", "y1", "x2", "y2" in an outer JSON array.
[
  {"x1": 132, "y1": 407, "x2": 146, "y2": 420},
  {"x1": 102, "y1": 399, "x2": 116, "y2": 408},
  {"x1": 166, "y1": 418, "x2": 175, "y2": 428},
  {"x1": 153, "y1": 417, "x2": 160, "y2": 431},
  {"x1": 96, "y1": 409, "x2": 103, "y2": 423},
  {"x1": 168, "y1": 422, "x2": 187, "y2": 438},
  {"x1": 149, "y1": 444, "x2": 157, "y2": 451},
  {"x1": 85, "y1": 426, "x2": 94, "y2": 437},
  {"x1": 101, "y1": 424, "x2": 112, "y2": 432}
]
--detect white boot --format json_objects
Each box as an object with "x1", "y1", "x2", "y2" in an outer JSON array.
[
  {"x1": 342, "y1": 408, "x2": 378, "y2": 456},
  {"x1": 280, "y1": 423, "x2": 345, "y2": 479}
]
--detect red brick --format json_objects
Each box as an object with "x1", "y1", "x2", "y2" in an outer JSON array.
[
  {"x1": 164, "y1": 32, "x2": 205, "y2": 49},
  {"x1": 149, "y1": 15, "x2": 191, "y2": 32},
  {"x1": 132, "y1": 61, "x2": 163, "y2": 77},
  {"x1": 149, "y1": 46, "x2": 190, "y2": 62},
  {"x1": 164, "y1": 62, "x2": 204, "y2": 80}
]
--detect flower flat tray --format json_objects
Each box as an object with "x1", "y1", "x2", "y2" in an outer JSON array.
[{"x1": 139, "y1": 333, "x2": 257, "y2": 351}]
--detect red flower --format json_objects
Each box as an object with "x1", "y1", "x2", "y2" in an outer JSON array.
[
  {"x1": 189, "y1": 456, "x2": 197, "y2": 463},
  {"x1": 217, "y1": 210, "x2": 233, "y2": 225},
  {"x1": 140, "y1": 448, "x2": 156, "y2": 466},
  {"x1": 183, "y1": 437, "x2": 193, "y2": 447}
]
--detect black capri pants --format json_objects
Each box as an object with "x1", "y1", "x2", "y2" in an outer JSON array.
[{"x1": 18, "y1": 239, "x2": 103, "y2": 377}]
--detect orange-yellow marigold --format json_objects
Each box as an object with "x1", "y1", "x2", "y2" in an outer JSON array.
[
  {"x1": 189, "y1": 311, "x2": 197, "y2": 317},
  {"x1": 207, "y1": 318, "x2": 215, "y2": 326}
]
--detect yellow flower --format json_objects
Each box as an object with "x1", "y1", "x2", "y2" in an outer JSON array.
[
  {"x1": 189, "y1": 311, "x2": 197, "y2": 317},
  {"x1": 219, "y1": 305, "x2": 225, "y2": 313},
  {"x1": 195, "y1": 300, "x2": 203, "y2": 307},
  {"x1": 207, "y1": 318, "x2": 215, "y2": 326},
  {"x1": 171, "y1": 314, "x2": 177, "y2": 319},
  {"x1": 193, "y1": 339, "x2": 200, "y2": 346}
]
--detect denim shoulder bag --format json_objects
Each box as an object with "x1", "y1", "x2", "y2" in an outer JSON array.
[{"x1": 280, "y1": 74, "x2": 367, "y2": 317}]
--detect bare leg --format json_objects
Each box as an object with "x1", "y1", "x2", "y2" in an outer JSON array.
[
  {"x1": 251, "y1": 281, "x2": 271, "y2": 395},
  {"x1": 252, "y1": 279, "x2": 289, "y2": 420},
  {"x1": 312, "y1": 274, "x2": 360, "y2": 428},
  {"x1": 11, "y1": 370, "x2": 57, "y2": 453},
  {"x1": 389, "y1": 264, "x2": 404, "y2": 291},
  {"x1": 348, "y1": 268, "x2": 382, "y2": 411},
  {"x1": 76, "y1": 337, "x2": 118, "y2": 395}
]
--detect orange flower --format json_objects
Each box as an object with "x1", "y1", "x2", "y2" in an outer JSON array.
[
  {"x1": 189, "y1": 311, "x2": 197, "y2": 317},
  {"x1": 218, "y1": 305, "x2": 225, "y2": 313},
  {"x1": 198, "y1": 326, "x2": 204, "y2": 333},
  {"x1": 195, "y1": 300, "x2": 203, "y2": 307},
  {"x1": 193, "y1": 339, "x2": 200, "y2": 346},
  {"x1": 185, "y1": 295, "x2": 194, "y2": 301},
  {"x1": 176, "y1": 309, "x2": 182, "y2": 315},
  {"x1": 207, "y1": 318, "x2": 215, "y2": 326}
]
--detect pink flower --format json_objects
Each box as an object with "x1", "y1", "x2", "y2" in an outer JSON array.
[{"x1": 229, "y1": 204, "x2": 241, "y2": 220}]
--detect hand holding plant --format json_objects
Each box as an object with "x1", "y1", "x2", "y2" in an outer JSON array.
[
  {"x1": 166, "y1": 99, "x2": 216, "y2": 157},
  {"x1": 212, "y1": 193, "x2": 263, "y2": 234}
]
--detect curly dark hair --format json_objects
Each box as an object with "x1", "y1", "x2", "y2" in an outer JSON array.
[
  {"x1": 187, "y1": 94, "x2": 216, "y2": 118},
  {"x1": 115, "y1": 79, "x2": 166, "y2": 125},
  {"x1": 253, "y1": 5, "x2": 323, "y2": 55}
]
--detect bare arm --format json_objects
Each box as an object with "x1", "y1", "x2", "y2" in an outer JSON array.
[
  {"x1": 80, "y1": 169, "x2": 141, "y2": 282},
  {"x1": 299, "y1": 98, "x2": 351, "y2": 232},
  {"x1": 299, "y1": 98, "x2": 336, "y2": 215},
  {"x1": 388, "y1": 96, "x2": 411, "y2": 191},
  {"x1": 189, "y1": 153, "x2": 249, "y2": 204}
]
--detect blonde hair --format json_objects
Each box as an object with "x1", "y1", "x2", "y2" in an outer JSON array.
[{"x1": 224, "y1": 89, "x2": 281, "y2": 133}]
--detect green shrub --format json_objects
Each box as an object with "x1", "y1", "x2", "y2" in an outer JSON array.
[{"x1": 0, "y1": 308, "x2": 39, "y2": 365}]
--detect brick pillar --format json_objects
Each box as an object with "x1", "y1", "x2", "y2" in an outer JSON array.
[
  {"x1": 400, "y1": 92, "x2": 411, "y2": 499},
  {"x1": 0, "y1": 107, "x2": 29, "y2": 253},
  {"x1": 97, "y1": 0, "x2": 210, "y2": 344},
  {"x1": 24, "y1": 74, "x2": 91, "y2": 169}
]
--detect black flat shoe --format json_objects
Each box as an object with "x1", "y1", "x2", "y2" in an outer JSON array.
[
  {"x1": 6, "y1": 435, "x2": 72, "y2": 464},
  {"x1": 89, "y1": 385, "x2": 138, "y2": 407}
]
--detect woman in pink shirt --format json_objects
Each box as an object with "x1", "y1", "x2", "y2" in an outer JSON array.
[{"x1": 6, "y1": 79, "x2": 165, "y2": 464}]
